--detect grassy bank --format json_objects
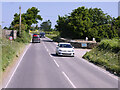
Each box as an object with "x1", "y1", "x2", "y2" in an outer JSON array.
[
  {"x1": 1, "y1": 38, "x2": 26, "y2": 71},
  {"x1": 83, "y1": 38, "x2": 120, "y2": 76}
]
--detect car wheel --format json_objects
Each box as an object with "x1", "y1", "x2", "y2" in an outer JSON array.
[{"x1": 56, "y1": 52, "x2": 58, "y2": 56}]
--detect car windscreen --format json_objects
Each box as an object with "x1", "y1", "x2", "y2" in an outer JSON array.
[{"x1": 59, "y1": 44, "x2": 72, "y2": 48}]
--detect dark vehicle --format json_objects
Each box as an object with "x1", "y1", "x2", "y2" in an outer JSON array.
[
  {"x1": 33, "y1": 33, "x2": 38, "y2": 36},
  {"x1": 40, "y1": 32, "x2": 45, "y2": 38},
  {"x1": 32, "y1": 34, "x2": 40, "y2": 43}
]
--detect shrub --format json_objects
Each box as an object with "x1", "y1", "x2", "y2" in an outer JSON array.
[
  {"x1": 83, "y1": 38, "x2": 120, "y2": 76},
  {"x1": 15, "y1": 31, "x2": 31, "y2": 43},
  {"x1": 98, "y1": 38, "x2": 119, "y2": 53}
]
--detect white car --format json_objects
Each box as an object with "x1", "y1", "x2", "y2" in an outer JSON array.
[{"x1": 56, "y1": 43, "x2": 74, "y2": 57}]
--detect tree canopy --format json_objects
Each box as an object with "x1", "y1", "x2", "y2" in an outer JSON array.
[
  {"x1": 55, "y1": 6, "x2": 119, "y2": 42},
  {"x1": 40, "y1": 20, "x2": 52, "y2": 31},
  {"x1": 11, "y1": 7, "x2": 42, "y2": 31}
]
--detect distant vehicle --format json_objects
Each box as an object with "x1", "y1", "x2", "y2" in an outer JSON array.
[
  {"x1": 40, "y1": 32, "x2": 45, "y2": 38},
  {"x1": 33, "y1": 33, "x2": 39, "y2": 37},
  {"x1": 32, "y1": 34, "x2": 40, "y2": 43},
  {"x1": 56, "y1": 43, "x2": 74, "y2": 57}
]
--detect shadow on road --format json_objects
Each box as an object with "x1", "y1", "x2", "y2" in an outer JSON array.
[
  {"x1": 51, "y1": 54, "x2": 74, "y2": 58},
  {"x1": 51, "y1": 54, "x2": 59, "y2": 57}
]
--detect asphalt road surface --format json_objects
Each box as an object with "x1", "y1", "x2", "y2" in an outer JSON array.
[{"x1": 5, "y1": 38, "x2": 118, "y2": 88}]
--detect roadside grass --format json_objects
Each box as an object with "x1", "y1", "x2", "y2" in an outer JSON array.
[
  {"x1": 83, "y1": 38, "x2": 120, "y2": 76},
  {"x1": 45, "y1": 31, "x2": 60, "y2": 42},
  {"x1": 2, "y1": 38, "x2": 25, "y2": 71},
  {"x1": 0, "y1": 38, "x2": 2, "y2": 85}
]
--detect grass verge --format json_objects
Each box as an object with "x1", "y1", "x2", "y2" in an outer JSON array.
[
  {"x1": 83, "y1": 38, "x2": 120, "y2": 76},
  {"x1": 1, "y1": 38, "x2": 26, "y2": 71}
]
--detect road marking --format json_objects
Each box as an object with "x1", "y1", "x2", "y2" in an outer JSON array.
[
  {"x1": 62, "y1": 71, "x2": 76, "y2": 88},
  {"x1": 46, "y1": 48, "x2": 49, "y2": 52},
  {"x1": 53, "y1": 60, "x2": 59, "y2": 67},
  {"x1": 43, "y1": 42, "x2": 48, "y2": 50},
  {"x1": 5, "y1": 43, "x2": 31, "y2": 88}
]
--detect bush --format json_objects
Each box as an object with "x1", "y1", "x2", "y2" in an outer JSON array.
[
  {"x1": 83, "y1": 38, "x2": 120, "y2": 76},
  {"x1": 98, "y1": 38, "x2": 119, "y2": 53},
  {"x1": 15, "y1": 31, "x2": 31, "y2": 43}
]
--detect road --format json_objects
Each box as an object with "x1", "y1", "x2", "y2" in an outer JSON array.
[{"x1": 4, "y1": 37, "x2": 118, "y2": 88}]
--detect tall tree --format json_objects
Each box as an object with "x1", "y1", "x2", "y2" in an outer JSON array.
[
  {"x1": 40, "y1": 20, "x2": 52, "y2": 31},
  {"x1": 56, "y1": 6, "x2": 118, "y2": 41},
  {"x1": 11, "y1": 7, "x2": 42, "y2": 31}
]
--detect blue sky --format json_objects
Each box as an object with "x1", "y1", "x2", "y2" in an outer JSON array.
[{"x1": 1, "y1": 2, "x2": 119, "y2": 28}]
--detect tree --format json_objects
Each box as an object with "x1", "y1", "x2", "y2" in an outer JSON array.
[
  {"x1": 3, "y1": 26, "x2": 8, "y2": 29},
  {"x1": 114, "y1": 16, "x2": 120, "y2": 37},
  {"x1": 40, "y1": 20, "x2": 52, "y2": 31},
  {"x1": 25, "y1": 7, "x2": 42, "y2": 29},
  {"x1": 55, "y1": 6, "x2": 118, "y2": 41},
  {"x1": 35, "y1": 25, "x2": 38, "y2": 30},
  {"x1": 13, "y1": 24, "x2": 25, "y2": 31},
  {"x1": 11, "y1": 7, "x2": 42, "y2": 31}
]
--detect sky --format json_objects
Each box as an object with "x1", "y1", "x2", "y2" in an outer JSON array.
[{"x1": 1, "y1": 1, "x2": 120, "y2": 29}]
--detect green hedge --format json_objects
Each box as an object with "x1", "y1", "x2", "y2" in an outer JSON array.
[{"x1": 83, "y1": 38, "x2": 120, "y2": 76}]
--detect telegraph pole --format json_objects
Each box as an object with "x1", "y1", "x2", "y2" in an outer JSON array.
[{"x1": 19, "y1": 6, "x2": 21, "y2": 35}]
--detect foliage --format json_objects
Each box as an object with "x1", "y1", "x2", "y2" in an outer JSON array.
[
  {"x1": 13, "y1": 24, "x2": 26, "y2": 31},
  {"x1": 45, "y1": 31, "x2": 60, "y2": 42},
  {"x1": 3, "y1": 26, "x2": 8, "y2": 29},
  {"x1": 55, "y1": 6, "x2": 119, "y2": 42},
  {"x1": 98, "y1": 38, "x2": 120, "y2": 53},
  {"x1": 11, "y1": 7, "x2": 42, "y2": 31},
  {"x1": 40, "y1": 20, "x2": 52, "y2": 31},
  {"x1": 15, "y1": 31, "x2": 31, "y2": 43},
  {"x1": 113, "y1": 16, "x2": 120, "y2": 37},
  {"x1": 2, "y1": 38, "x2": 25, "y2": 71},
  {"x1": 83, "y1": 38, "x2": 120, "y2": 76}
]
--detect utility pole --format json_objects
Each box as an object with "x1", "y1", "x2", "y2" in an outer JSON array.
[{"x1": 19, "y1": 6, "x2": 21, "y2": 35}]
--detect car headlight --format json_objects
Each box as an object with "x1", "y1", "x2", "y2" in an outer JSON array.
[{"x1": 72, "y1": 50, "x2": 74, "y2": 52}]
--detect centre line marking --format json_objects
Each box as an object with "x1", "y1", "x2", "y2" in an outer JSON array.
[{"x1": 62, "y1": 71, "x2": 76, "y2": 88}]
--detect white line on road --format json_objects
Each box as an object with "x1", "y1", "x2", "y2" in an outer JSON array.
[
  {"x1": 42, "y1": 41, "x2": 59, "y2": 68},
  {"x1": 43, "y1": 42, "x2": 48, "y2": 51},
  {"x1": 53, "y1": 60, "x2": 59, "y2": 67},
  {"x1": 62, "y1": 71, "x2": 76, "y2": 88},
  {"x1": 4, "y1": 43, "x2": 31, "y2": 88}
]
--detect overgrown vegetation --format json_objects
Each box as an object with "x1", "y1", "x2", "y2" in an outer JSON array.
[
  {"x1": 2, "y1": 38, "x2": 25, "y2": 71},
  {"x1": 15, "y1": 31, "x2": 31, "y2": 43},
  {"x1": 83, "y1": 38, "x2": 120, "y2": 76}
]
